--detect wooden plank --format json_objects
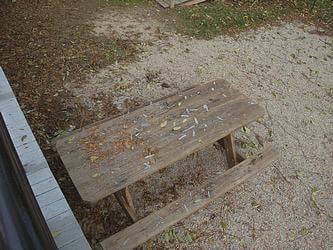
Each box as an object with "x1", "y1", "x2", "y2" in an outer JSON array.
[
  {"x1": 156, "y1": 0, "x2": 188, "y2": 8},
  {"x1": 0, "y1": 101, "x2": 36, "y2": 149},
  {"x1": 101, "y1": 147, "x2": 279, "y2": 249},
  {"x1": 155, "y1": 0, "x2": 205, "y2": 8},
  {"x1": 27, "y1": 167, "x2": 54, "y2": 185},
  {"x1": 0, "y1": 92, "x2": 14, "y2": 104},
  {"x1": 59, "y1": 236, "x2": 91, "y2": 250},
  {"x1": 0, "y1": 67, "x2": 13, "y2": 96},
  {"x1": 36, "y1": 187, "x2": 65, "y2": 208},
  {"x1": 215, "y1": 140, "x2": 244, "y2": 163},
  {"x1": 16, "y1": 141, "x2": 49, "y2": 175},
  {"x1": 56, "y1": 79, "x2": 265, "y2": 202},
  {"x1": 23, "y1": 158, "x2": 49, "y2": 176},
  {"x1": 41, "y1": 198, "x2": 70, "y2": 221},
  {"x1": 32, "y1": 177, "x2": 58, "y2": 196},
  {"x1": 181, "y1": 0, "x2": 207, "y2": 6},
  {"x1": 222, "y1": 134, "x2": 237, "y2": 168},
  {"x1": 0, "y1": 98, "x2": 25, "y2": 122},
  {"x1": 47, "y1": 210, "x2": 86, "y2": 248}
]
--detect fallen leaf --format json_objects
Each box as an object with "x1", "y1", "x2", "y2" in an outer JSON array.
[
  {"x1": 241, "y1": 126, "x2": 251, "y2": 133},
  {"x1": 160, "y1": 121, "x2": 168, "y2": 128},
  {"x1": 311, "y1": 186, "x2": 319, "y2": 195},
  {"x1": 90, "y1": 156, "x2": 99, "y2": 162},
  {"x1": 173, "y1": 126, "x2": 181, "y2": 131},
  {"x1": 51, "y1": 230, "x2": 61, "y2": 238},
  {"x1": 300, "y1": 227, "x2": 309, "y2": 236},
  {"x1": 67, "y1": 137, "x2": 74, "y2": 144},
  {"x1": 251, "y1": 201, "x2": 261, "y2": 209},
  {"x1": 219, "y1": 220, "x2": 228, "y2": 231}
]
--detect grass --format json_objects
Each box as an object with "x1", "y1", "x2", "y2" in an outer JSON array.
[
  {"x1": 104, "y1": 39, "x2": 138, "y2": 64},
  {"x1": 166, "y1": 0, "x2": 333, "y2": 39},
  {"x1": 171, "y1": 1, "x2": 290, "y2": 38},
  {"x1": 97, "y1": 0, "x2": 332, "y2": 39},
  {"x1": 98, "y1": 0, "x2": 333, "y2": 39}
]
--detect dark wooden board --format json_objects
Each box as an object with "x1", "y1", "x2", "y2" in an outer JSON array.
[
  {"x1": 56, "y1": 79, "x2": 264, "y2": 202},
  {"x1": 100, "y1": 147, "x2": 279, "y2": 250}
]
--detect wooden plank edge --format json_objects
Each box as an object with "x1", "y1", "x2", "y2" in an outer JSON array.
[
  {"x1": 100, "y1": 146, "x2": 279, "y2": 250},
  {"x1": 181, "y1": 0, "x2": 207, "y2": 6},
  {"x1": 156, "y1": 0, "x2": 206, "y2": 8},
  {"x1": 53, "y1": 85, "x2": 196, "y2": 147}
]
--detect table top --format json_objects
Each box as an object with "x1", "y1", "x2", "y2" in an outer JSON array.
[{"x1": 55, "y1": 79, "x2": 264, "y2": 202}]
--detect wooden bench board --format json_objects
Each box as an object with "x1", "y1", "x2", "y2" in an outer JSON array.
[
  {"x1": 56, "y1": 79, "x2": 264, "y2": 202},
  {"x1": 156, "y1": 0, "x2": 187, "y2": 8},
  {"x1": 101, "y1": 147, "x2": 278, "y2": 250},
  {"x1": 156, "y1": 0, "x2": 206, "y2": 8}
]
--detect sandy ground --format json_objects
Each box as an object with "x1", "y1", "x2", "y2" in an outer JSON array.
[{"x1": 68, "y1": 7, "x2": 333, "y2": 249}]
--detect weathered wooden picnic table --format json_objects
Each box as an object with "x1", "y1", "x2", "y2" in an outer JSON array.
[{"x1": 55, "y1": 79, "x2": 278, "y2": 249}]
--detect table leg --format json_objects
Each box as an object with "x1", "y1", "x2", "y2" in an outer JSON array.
[
  {"x1": 114, "y1": 187, "x2": 138, "y2": 223},
  {"x1": 217, "y1": 133, "x2": 238, "y2": 168}
]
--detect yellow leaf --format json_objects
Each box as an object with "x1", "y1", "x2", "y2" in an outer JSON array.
[
  {"x1": 51, "y1": 230, "x2": 61, "y2": 238},
  {"x1": 160, "y1": 121, "x2": 168, "y2": 128},
  {"x1": 90, "y1": 156, "x2": 99, "y2": 162}
]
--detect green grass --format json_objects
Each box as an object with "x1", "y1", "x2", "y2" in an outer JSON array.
[
  {"x1": 96, "y1": 0, "x2": 332, "y2": 39},
  {"x1": 171, "y1": 1, "x2": 289, "y2": 38},
  {"x1": 104, "y1": 41, "x2": 130, "y2": 63},
  {"x1": 167, "y1": 0, "x2": 333, "y2": 39},
  {"x1": 294, "y1": 0, "x2": 333, "y2": 22}
]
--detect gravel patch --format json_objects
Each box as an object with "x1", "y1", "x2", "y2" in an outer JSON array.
[{"x1": 69, "y1": 9, "x2": 333, "y2": 249}]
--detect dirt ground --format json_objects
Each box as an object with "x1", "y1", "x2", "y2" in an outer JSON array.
[
  {"x1": 1, "y1": 1, "x2": 332, "y2": 249},
  {"x1": 74, "y1": 6, "x2": 333, "y2": 249}
]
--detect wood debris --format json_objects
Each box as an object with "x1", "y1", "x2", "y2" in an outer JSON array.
[
  {"x1": 178, "y1": 134, "x2": 186, "y2": 140},
  {"x1": 203, "y1": 104, "x2": 209, "y2": 112},
  {"x1": 173, "y1": 126, "x2": 182, "y2": 131}
]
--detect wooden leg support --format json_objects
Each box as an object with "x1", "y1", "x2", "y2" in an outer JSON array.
[
  {"x1": 218, "y1": 134, "x2": 237, "y2": 168},
  {"x1": 114, "y1": 187, "x2": 138, "y2": 223},
  {"x1": 217, "y1": 133, "x2": 245, "y2": 168},
  {"x1": 101, "y1": 146, "x2": 279, "y2": 250}
]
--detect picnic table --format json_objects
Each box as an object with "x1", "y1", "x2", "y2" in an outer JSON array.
[{"x1": 55, "y1": 79, "x2": 278, "y2": 249}]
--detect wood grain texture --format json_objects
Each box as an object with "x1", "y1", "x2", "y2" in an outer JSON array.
[
  {"x1": 114, "y1": 187, "x2": 138, "y2": 222},
  {"x1": 222, "y1": 134, "x2": 237, "y2": 168},
  {"x1": 101, "y1": 146, "x2": 279, "y2": 250},
  {"x1": 156, "y1": 0, "x2": 189, "y2": 8},
  {"x1": 56, "y1": 79, "x2": 265, "y2": 202},
  {"x1": 181, "y1": 0, "x2": 207, "y2": 6}
]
